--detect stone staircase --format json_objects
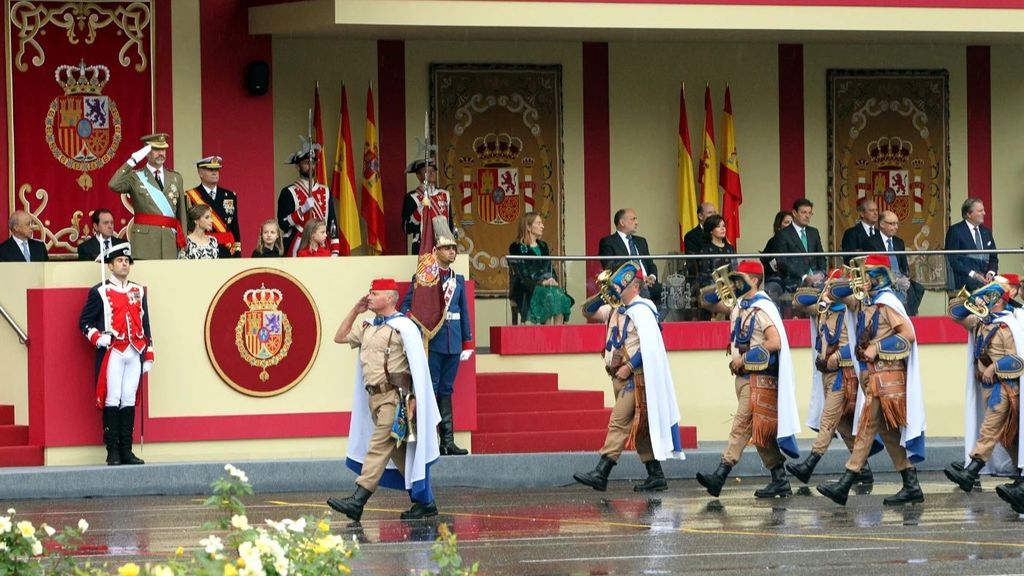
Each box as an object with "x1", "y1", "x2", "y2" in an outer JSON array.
[{"x1": 0, "y1": 404, "x2": 42, "y2": 467}]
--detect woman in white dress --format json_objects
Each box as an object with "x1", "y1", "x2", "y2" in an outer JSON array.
[{"x1": 179, "y1": 204, "x2": 219, "y2": 260}]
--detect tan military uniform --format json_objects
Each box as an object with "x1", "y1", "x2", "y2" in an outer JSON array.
[
  {"x1": 846, "y1": 302, "x2": 911, "y2": 472},
  {"x1": 347, "y1": 320, "x2": 413, "y2": 492},
  {"x1": 722, "y1": 307, "x2": 785, "y2": 469},
  {"x1": 966, "y1": 318, "x2": 1021, "y2": 463},
  {"x1": 598, "y1": 307, "x2": 654, "y2": 462},
  {"x1": 108, "y1": 162, "x2": 187, "y2": 260},
  {"x1": 810, "y1": 309, "x2": 857, "y2": 455}
]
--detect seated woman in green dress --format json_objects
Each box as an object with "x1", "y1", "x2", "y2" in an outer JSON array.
[{"x1": 508, "y1": 212, "x2": 574, "y2": 325}]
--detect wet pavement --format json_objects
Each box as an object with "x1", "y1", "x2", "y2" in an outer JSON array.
[{"x1": 5, "y1": 471, "x2": 1024, "y2": 575}]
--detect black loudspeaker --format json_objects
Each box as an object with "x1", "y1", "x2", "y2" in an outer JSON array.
[{"x1": 246, "y1": 61, "x2": 270, "y2": 96}]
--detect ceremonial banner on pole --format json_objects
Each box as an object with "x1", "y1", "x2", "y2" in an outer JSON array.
[
  {"x1": 312, "y1": 83, "x2": 329, "y2": 193},
  {"x1": 700, "y1": 85, "x2": 719, "y2": 210},
  {"x1": 332, "y1": 84, "x2": 361, "y2": 255},
  {"x1": 361, "y1": 84, "x2": 386, "y2": 255},
  {"x1": 6, "y1": 1, "x2": 154, "y2": 257},
  {"x1": 408, "y1": 198, "x2": 444, "y2": 338},
  {"x1": 720, "y1": 86, "x2": 742, "y2": 245},
  {"x1": 827, "y1": 69, "x2": 949, "y2": 289},
  {"x1": 677, "y1": 83, "x2": 698, "y2": 251}
]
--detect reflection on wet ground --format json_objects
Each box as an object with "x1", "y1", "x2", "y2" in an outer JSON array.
[{"x1": 6, "y1": 472, "x2": 1024, "y2": 575}]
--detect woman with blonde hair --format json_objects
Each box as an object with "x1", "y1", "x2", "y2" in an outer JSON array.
[
  {"x1": 252, "y1": 219, "x2": 284, "y2": 258},
  {"x1": 296, "y1": 219, "x2": 330, "y2": 257},
  {"x1": 507, "y1": 212, "x2": 573, "y2": 324},
  {"x1": 179, "y1": 204, "x2": 218, "y2": 259}
]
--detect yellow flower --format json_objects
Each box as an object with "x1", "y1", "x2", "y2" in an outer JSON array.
[
  {"x1": 317, "y1": 520, "x2": 330, "y2": 533},
  {"x1": 17, "y1": 521, "x2": 35, "y2": 538},
  {"x1": 236, "y1": 558, "x2": 245, "y2": 568},
  {"x1": 223, "y1": 564, "x2": 239, "y2": 576},
  {"x1": 118, "y1": 563, "x2": 141, "y2": 576},
  {"x1": 339, "y1": 564, "x2": 351, "y2": 574},
  {"x1": 175, "y1": 546, "x2": 184, "y2": 557}
]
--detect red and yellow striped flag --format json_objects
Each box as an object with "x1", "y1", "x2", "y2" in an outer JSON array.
[
  {"x1": 331, "y1": 84, "x2": 361, "y2": 255},
  {"x1": 677, "y1": 83, "x2": 698, "y2": 251},
  {"x1": 699, "y1": 84, "x2": 719, "y2": 210},
  {"x1": 361, "y1": 84, "x2": 386, "y2": 255},
  {"x1": 720, "y1": 86, "x2": 743, "y2": 244},
  {"x1": 312, "y1": 83, "x2": 329, "y2": 188}
]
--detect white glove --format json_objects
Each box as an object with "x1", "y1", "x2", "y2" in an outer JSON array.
[
  {"x1": 96, "y1": 334, "x2": 112, "y2": 348},
  {"x1": 985, "y1": 270, "x2": 997, "y2": 281},
  {"x1": 459, "y1": 349, "x2": 474, "y2": 361},
  {"x1": 142, "y1": 361, "x2": 153, "y2": 374},
  {"x1": 129, "y1": 145, "x2": 152, "y2": 167},
  {"x1": 299, "y1": 197, "x2": 316, "y2": 214}
]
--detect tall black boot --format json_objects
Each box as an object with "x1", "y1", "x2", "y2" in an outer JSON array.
[
  {"x1": 327, "y1": 486, "x2": 373, "y2": 522},
  {"x1": 995, "y1": 476, "x2": 1024, "y2": 514},
  {"x1": 696, "y1": 462, "x2": 733, "y2": 497},
  {"x1": 400, "y1": 500, "x2": 439, "y2": 520},
  {"x1": 883, "y1": 467, "x2": 924, "y2": 505},
  {"x1": 754, "y1": 465, "x2": 792, "y2": 498},
  {"x1": 634, "y1": 460, "x2": 668, "y2": 492},
  {"x1": 944, "y1": 457, "x2": 984, "y2": 493},
  {"x1": 117, "y1": 407, "x2": 145, "y2": 465},
  {"x1": 102, "y1": 407, "x2": 121, "y2": 466},
  {"x1": 437, "y1": 396, "x2": 468, "y2": 456},
  {"x1": 856, "y1": 461, "x2": 874, "y2": 486},
  {"x1": 817, "y1": 469, "x2": 858, "y2": 506},
  {"x1": 573, "y1": 456, "x2": 616, "y2": 491},
  {"x1": 786, "y1": 452, "x2": 821, "y2": 484}
]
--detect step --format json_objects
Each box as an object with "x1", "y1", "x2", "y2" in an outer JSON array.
[
  {"x1": 472, "y1": 429, "x2": 609, "y2": 454},
  {"x1": 476, "y1": 373, "x2": 560, "y2": 394},
  {"x1": 0, "y1": 425, "x2": 29, "y2": 446},
  {"x1": 0, "y1": 405, "x2": 13, "y2": 426},
  {"x1": 477, "y1": 391, "x2": 606, "y2": 414},
  {"x1": 478, "y1": 409, "x2": 613, "y2": 433},
  {"x1": 0, "y1": 445, "x2": 44, "y2": 467}
]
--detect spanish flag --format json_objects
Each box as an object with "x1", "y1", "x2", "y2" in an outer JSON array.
[
  {"x1": 331, "y1": 84, "x2": 362, "y2": 255},
  {"x1": 677, "y1": 83, "x2": 698, "y2": 251},
  {"x1": 720, "y1": 86, "x2": 743, "y2": 244},
  {"x1": 361, "y1": 84, "x2": 386, "y2": 255},
  {"x1": 699, "y1": 84, "x2": 719, "y2": 210}
]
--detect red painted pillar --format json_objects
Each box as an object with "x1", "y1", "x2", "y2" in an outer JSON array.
[
  {"x1": 966, "y1": 46, "x2": 992, "y2": 226},
  {"x1": 377, "y1": 40, "x2": 407, "y2": 256},
  {"x1": 778, "y1": 44, "x2": 805, "y2": 213},
  {"x1": 583, "y1": 42, "x2": 610, "y2": 293}
]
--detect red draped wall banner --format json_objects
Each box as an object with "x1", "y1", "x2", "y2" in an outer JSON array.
[{"x1": 6, "y1": 1, "x2": 154, "y2": 256}]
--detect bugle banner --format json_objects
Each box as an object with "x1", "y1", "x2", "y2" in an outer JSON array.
[
  {"x1": 827, "y1": 69, "x2": 950, "y2": 289},
  {"x1": 6, "y1": 1, "x2": 155, "y2": 256}
]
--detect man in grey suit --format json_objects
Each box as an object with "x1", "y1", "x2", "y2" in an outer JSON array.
[{"x1": 108, "y1": 133, "x2": 187, "y2": 260}]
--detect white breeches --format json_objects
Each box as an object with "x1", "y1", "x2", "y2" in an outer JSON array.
[{"x1": 105, "y1": 348, "x2": 141, "y2": 408}]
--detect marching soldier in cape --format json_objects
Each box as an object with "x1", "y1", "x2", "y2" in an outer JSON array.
[
  {"x1": 573, "y1": 261, "x2": 685, "y2": 492},
  {"x1": 328, "y1": 278, "x2": 441, "y2": 521},
  {"x1": 695, "y1": 260, "x2": 801, "y2": 499},
  {"x1": 108, "y1": 133, "x2": 187, "y2": 260},
  {"x1": 277, "y1": 142, "x2": 340, "y2": 257},
  {"x1": 402, "y1": 159, "x2": 455, "y2": 254},
  {"x1": 817, "y1": 254, "x2": 926, "y2": 506},
  {"x1": 786, "y1": 270, "x2": 874, "y2": 487},
  {"x1": 78, "y1": 244, "x2": 152, "y2": 466},
  {"x1": 185, "y1": 156, "x2": 241, "y2": 258},
  {"x1": 944, "y1": 277, "x2": 1023, "y2": 498}
]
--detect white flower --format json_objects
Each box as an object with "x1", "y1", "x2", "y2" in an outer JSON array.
[
  {"x1": 282, "y1": 517, "x2": 306, "y2": 533},
  {"x1": 17, "y1": 521, "x2": 35, "y2": 538},
  {"x1": 224, "y1": 463, "x2": 249, "y2": 483},
  {"x1": 150, "y1": 565, "x2": 174, "y2": 576},
  {"x1": 0, "y1": 541, "x2": 7, "y2": 551},
  {"x1": 41, "y1": 523, "x2": 56, "y2": 537},
  {"x1": 273, "y1": 557, "x2": 290, "y2": 575},
  {"x1": 264, "y1": 519, "x2": 286, "y2": 533},
  {"x1": 0, "y1": 516, "x2": 11, "y2": 534},
  {"x1": 6, "y1": 508, "x2": 14, "y2": 515},
  {"x1": 31, "y1": 539, "x2": 43, "y2": 556},
  {"x1": 200, "y1": 534, "x2": 224, "y2": 555},
  {"x1": 230, "y1": 514, "x2": 251, "y2": 531},
  {"x1": 78, "y1": 519, "x2": 89, "y2": 533}
]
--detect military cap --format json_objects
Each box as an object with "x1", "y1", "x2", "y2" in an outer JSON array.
[
  {"x1": 196, "y1": 155, "x2": 223, "y2": 170},
  {"x1": 406, "y1": 158, "x2": 436, "y2": 174},
  {"x1": 141, "y1": 133, "x2": 170, "y2": 149}
]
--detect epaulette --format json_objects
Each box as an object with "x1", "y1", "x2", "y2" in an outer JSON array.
[
  {"x1": 876, "y1": 334, "x2": 911, "y2": 360},
  {"x1": 837, "y1": 345, "x2": 854, "y2": 367},
  {"x1": 699, "y1": 285, "x2": 720, "y2": 309},
  {"x1": 947, "y1": 297, "x2": 971, "y2": 321},
  {"x1": 828, "y1": 280, "x2": 854, "y2": 300},
  {"x1": 743, "y1": 345, "x2": 771, "y2": 372},
  {"x1": 791, "y1": 287, "x2": 819, "y2": 318},
  {"x1": 996, "y1": 354, "x2": 1024, "y2": 379}
]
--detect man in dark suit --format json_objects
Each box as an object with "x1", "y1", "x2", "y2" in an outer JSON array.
[
  {"x1": 840, "y1": 199, "x2": 878, "y2": 263},
  {"x1": 77, "y1": 209, "x2": 128, "y2": 262},
  {"x1": 598, "y1": 208, "x2": 660, "y2": 301},
  {"x1": 0, "y1": 210, "x2": 49, "y2": 262},
  {"x1": 768, "y1": 198, "x2": 826, "y2": 293},
  {"x1": 683, "y1": 202, "x2": 717, "y2": 256},
  {"x1": 944, "y1": 197, "x2": 998, "y2": 292},
  {"x1": 866, "y1": 210, "x2": 925, "y2": 316},
  {"x1": 186, "y1": 156, "x2": 242, "y2": 258}
]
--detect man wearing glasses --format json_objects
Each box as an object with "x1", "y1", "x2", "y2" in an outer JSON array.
[{"x1": 866, "y1": 210, "x2": 924, "y2": 316}]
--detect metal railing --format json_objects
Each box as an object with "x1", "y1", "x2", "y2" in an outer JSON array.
[{"x1": 0, "y1": 301, "x2": 28, "y2": 345}]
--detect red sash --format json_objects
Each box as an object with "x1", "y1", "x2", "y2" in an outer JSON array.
[
  {"x1": 135, "y1": 213, "x2": 186, "y2": 249},
  {"x1": 186, "y1": 189, "x2": 235, "y2": 249}
]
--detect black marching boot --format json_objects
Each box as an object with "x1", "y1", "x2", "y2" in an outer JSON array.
[
  {"x1": 634, "y1": 460, "x2": 668, "y2": 492},
  {"x1": 696, "y1": 463, "x2": 733, "y2": 498},
  {"x1": 754, "y1": 465, "x2": 792, "y2": 498},
  {"x1": 944, "y1": 457, "x2": 984, "y2": 493},
  {"x1": 574, "y1": 456, "x2": 616, "y2": 491},
  {"x1": 786, "y1": 452, "x2": 821, "y2": 484},
  {"x1": 995, "y1": 476, "x2": 1024, "y2": 514},
  {"x1": 400, "y1": 500, "x2": 439, "y2": 520},
  {"x1": 817, "y1": 469, "x2": 858, "y2": 506},
  {"x1": 856, "y1": 461, "x2": 875, "y2": 486},
  {"x1": 102, "y1": 407, "x2": 121, "y2": 466},
  {"x1": 437, "y1": 396, "x2": 468, "y2": 456},
  {"x1": 883, "y1": 467, "x2": 924, "y2": 505},
  {"x1": 327, "y1": 486, "x2": 373, "y2": 522},
  {"x1": 117, "y1": 407, "x2": 145, "y2": 465}
]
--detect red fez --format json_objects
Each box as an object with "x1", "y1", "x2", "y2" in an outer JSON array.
[
  {"x1": 736, "y1": 260, "x2": 763, "y2": 276},
  {"x1": 826, "y1": 268, "x2": 844, "y2": 281},
  {"x1": 864, "y1": 254, "x2": 890, "y2": 268},
  {"x1": 370, "y1": 278, "x2": 398, "y2": 291},
  {"x1": 1003, "y1": 273, "x2": 1021, "y2": 286}
]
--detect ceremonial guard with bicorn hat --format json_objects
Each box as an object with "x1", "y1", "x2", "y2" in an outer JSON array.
[
  {"x1": 817, "y1": 254, "x2": 926, "y2": 506},
  {"x1": 108, "y1": 133, "x2": 187, "y2": 260},
  {"x1": 277, "y1": 140, "x2": 340, "y2": 256},
  {"x1": 695, "y1": 259, "x2": 801, "y2": 499},
  {"x1": 328, "y1": 278, "x2": 442, "y2": 522},
  {"x1": 78, "y1": 243, "x2": 152, "y2": 466},
  {"x1": 185, "y1": 155, "x2": 242, "y2": 257},
  {"x1": 944, "y1": 276, "x2": 1024, "y2": 512},
  {"x1": 402, "y1": 159, "x2": 456, "y2": 255},
  {"x1": 573, "y1": 261, "x2": 685, "y2": 493}
]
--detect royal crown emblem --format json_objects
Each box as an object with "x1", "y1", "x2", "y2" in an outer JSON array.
[
  {"x1": 472, "y1": 132, "x2": 525, "y2": 225},
  {"x1": 235, "y1": 283, "x2": 293, "y2": 381},
  {"x1": 44, "y1": 60, "x2": 123, "y2": 191},
  {"x1": 864, "y1": 136, "x2": 913, "y2": 221}
]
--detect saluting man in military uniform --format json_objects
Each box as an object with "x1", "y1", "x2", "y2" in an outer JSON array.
[
  {"x1": 185, "y1": 156, "x2": 241, "y2": 258},
  {"x1": 277, "y1": 142, "x2": 340, "y2": 256},
  {"x1": 108, "y1": 133, "x2": 187, "y2": 260}
]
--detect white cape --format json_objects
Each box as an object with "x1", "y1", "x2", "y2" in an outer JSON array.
[
  {"x1": 750, "y1": 293, "x2": 801, "y2": 458},
  {"x1": 806, "y1": 310, "x2": 861, "y2": 431},
  {"x1": 346, "y1": 315, "x2": 441, "y2": 502},
  {"x1": 625, "y1": 297, "x2": 685, "y2": 461}
]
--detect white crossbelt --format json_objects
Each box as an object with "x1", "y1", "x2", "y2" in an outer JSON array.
[{"x1": 445, "y1": 312, "x2": 460, "y2": 320}]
